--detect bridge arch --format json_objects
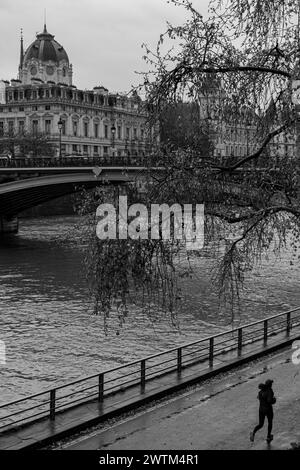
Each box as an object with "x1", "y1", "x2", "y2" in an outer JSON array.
[{"x1": 0, "y1": 169, "x2": 139, "y2": 216}]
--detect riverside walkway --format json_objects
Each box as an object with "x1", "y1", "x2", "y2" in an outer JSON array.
[
  {"x1": 65, "y1": 346, "x2": 300, "y2": 450},
  {"x1": 0, "y1": 307, "x2": 300, "y2": 450}
]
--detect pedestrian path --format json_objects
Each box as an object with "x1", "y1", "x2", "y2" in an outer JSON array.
[
  {"x1": 65, "y1": 347, "x2": 300, "y2": 450},
  {"x1": 0, "y1": 325, "x2": 299, "y2": 450}
]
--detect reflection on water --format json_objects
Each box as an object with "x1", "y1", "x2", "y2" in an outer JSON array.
[{"x1": 0, "y1": 216, "x2": 299, "y2": 404}]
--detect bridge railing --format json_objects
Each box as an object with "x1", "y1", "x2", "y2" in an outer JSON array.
[
  {"x1": 0, "y1": 155, "x2": 161, "y2": 168},
  {"x1": 0, "y1": 306, "x2": 300, "y2": 434}
]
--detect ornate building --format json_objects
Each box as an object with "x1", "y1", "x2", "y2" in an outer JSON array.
[
  {"x1": 0, "y1": 24, "x2": 149, "y2": 158},
  {"x1": 196, "y1": 79, "x2": 259, "y2": 161}
]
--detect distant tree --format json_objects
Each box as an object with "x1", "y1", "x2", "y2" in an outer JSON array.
[
  {"x1": 0, "y1": 131, "x2": 56, "y2": 158},
  {"x1": 160, "y1": 102, "x2": 213, "y2": 154}
]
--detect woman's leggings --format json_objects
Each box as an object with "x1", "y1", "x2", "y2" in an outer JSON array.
[{"x1": 253, "y1": 408, "x2": 273, "y2": 437}]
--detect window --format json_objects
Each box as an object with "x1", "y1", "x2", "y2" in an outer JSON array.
[
  {"x1": 19, "y1": 92, "x2": 24, "y2": 100},
  {"x1": 8, "y1": 121, "x2": 14, "y2": 136},
  {"x1": 62, "y1": 120, "x2": 66, "y2": 135},
  {"x1": 45, "y1": 90, "x2": 50, "y2": 98},
  {"x1": 94, "y1": 123, "x2": 99, "y2": 138},
  {"x1": 117, "y1": 126, "x2": 121, "y2": 139},
  {"x1": 19, "y1": 106, "x2": 24, "y2": 112},
  {"x1": 126, "y1": 127, "x2": 130, "y2": 139},
  {"x1": 94, "y1": 146, "x2": 99, "y2": 154},
  {"x1": 73, "y1": 121, "x2": 78, "y2": 136},
  {"x1": 0, "y1": 122, "x2": 4, "y2": 137},
  {"x1": 83, "y1": 145, "x2": 88, "y2": 154},
  {"x1": 104, "y1": 125, "x2": 108, "y2": 138},
  {"x1": 45, "y1": 120, "x2": 51, "y2": 134},
  {"x1": 103, "y1": 146, "x2": 108, "y2": 154},
  {"x1": 72, "y1": 144, "x2": 78, "y2": 153},
  {"x1": 32, "y1": 120, "x2": 38, "y2": 134},
  {"x1": 141, "y1": 128, "x2": 144, "y2": 139},
  {"x1": 84, "y1": 122, "x2": 89, "y2": 137},
  {"x1": 45, "y1": 105, "x2": 51, "y2": 111},
  {"x1": 133, "y1": 128, "x2": 137, "y2": 139},
  {"x1": 32, "y1": 106, "x2": 38, "y2": 111},
  {"x1": 18, "y1": 121, "x2": 25, "y2": 135}
]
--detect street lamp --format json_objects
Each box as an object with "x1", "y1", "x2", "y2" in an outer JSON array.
[
  {"x1": 111, "y1": 124, "x2": 116, "y2": 157},
  {"x1": 58, "y1": 117, "x2": 63, "y2": 159}
]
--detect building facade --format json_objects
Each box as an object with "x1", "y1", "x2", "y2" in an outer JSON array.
[
  {"x1": 0, "y1": 24, "x2": 150, "y2": 159},
  {"x1": 197, "y1": 80, "x2": 260, "y2": 161}
]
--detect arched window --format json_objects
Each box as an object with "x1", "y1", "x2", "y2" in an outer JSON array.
[{"x1": 84, "y1": 121, "x2": 89, "y2": 137}]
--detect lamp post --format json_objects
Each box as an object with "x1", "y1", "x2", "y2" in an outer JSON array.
[
  {"x1": 111, "y1": 124, "x2": 116, "y2": 158},
  {"x1": 177, "y1": 113, "x2": 182, "y2": 138},
  {"x1": 58, "y1": 117, "x2": 63, "y2": 160}
]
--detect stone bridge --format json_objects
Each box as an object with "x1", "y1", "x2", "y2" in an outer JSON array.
[{"x1": 0, "y1": 156, "x2": 160, "y2": 233}]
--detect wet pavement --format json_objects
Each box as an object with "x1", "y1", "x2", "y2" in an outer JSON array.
[{"x1": 63, "y1": 347, "x2": 300, "y2": 450}]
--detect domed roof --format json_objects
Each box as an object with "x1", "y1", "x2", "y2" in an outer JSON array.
[{"x1": 23, "y1": 25, "x2": 69, "y2": 65}]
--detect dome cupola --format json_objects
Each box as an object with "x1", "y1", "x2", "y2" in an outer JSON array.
[
  {"x1": 19, "y1": 24, "x2": 73, "y2": 86},
  {"x1": 23, "y1": 25, "x2": 69, "y2": 65}
]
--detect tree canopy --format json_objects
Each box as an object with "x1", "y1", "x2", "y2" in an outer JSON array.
[{"x1": 0, "y1": 130, "x2": 56, "y2": 158}]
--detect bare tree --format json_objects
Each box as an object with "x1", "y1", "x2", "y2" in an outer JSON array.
[{"x1": 77, "y1": 0, "x2": 300, "y2": 332}]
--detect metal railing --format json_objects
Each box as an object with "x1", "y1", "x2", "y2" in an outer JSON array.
[
  {"x1": 0, "y1": 306, "x2": 300, "y2": 434},
  {"x1": 0, "y1": 155, "x2": 161, "y2": 169}
]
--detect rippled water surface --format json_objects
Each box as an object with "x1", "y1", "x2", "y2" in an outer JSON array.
[{"x1": 0, "y1": 216, "x2": 299, "y2": 404}]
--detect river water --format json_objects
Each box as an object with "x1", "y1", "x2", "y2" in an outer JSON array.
[{"x1": 0, "y1": 216, "x2": 299, "y2": 405}]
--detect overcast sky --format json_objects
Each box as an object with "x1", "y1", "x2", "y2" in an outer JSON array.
[{"x1": 0, "y1": 0, "x2": 210, "y2": 92}]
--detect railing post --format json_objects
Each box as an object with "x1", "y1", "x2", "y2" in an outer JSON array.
[
  {"x1": 177, "y1": 348, "x2": 182, "y2": 373},
  {"x1": 209, "y1": 337, "x2": 214, "y2": 367},
  {"x1": 287, "y1": 312, "x2": 291, "y2": 336},
  {"x1": 141, "y1": 359, "x2": 146, "y2": 390},
  {"x1": 50, "y1": 389, "x2": 56, "y2": 421},
  {"x1": 238, "y1": 329, "x2": 243, "y2": 356},
  {"x1": 98, "y1": 373, "x2": 104, "y2": 402},
  {"x1": 264, "y1": 320, "x2": 268, "y2": 345}
]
